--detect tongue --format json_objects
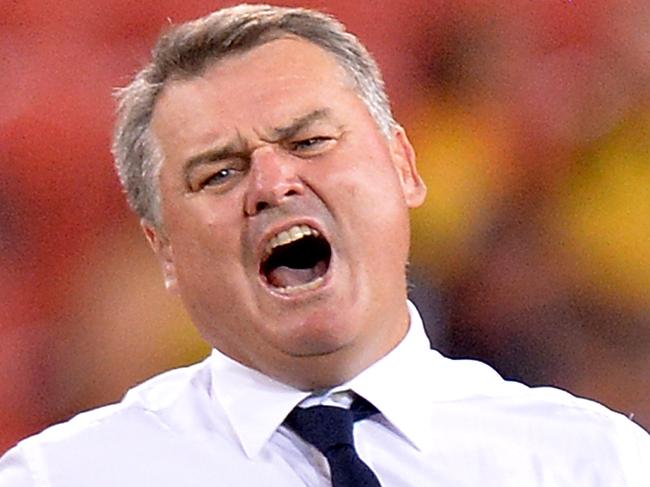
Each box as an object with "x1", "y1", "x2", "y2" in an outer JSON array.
[{"x1": 267, "y1": 261, "x2": 327, "y2": 288}]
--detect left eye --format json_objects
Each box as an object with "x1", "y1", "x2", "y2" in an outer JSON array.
[{"x1": 291, "y1": 137, "x2": 331, "y2": 152}]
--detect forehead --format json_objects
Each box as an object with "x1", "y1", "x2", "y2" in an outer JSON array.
[{"x1": 151, "y1": 37, "x2": 357, "y2": 149}]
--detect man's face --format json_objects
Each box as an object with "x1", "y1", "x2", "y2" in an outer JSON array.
[{"x1": 147, "y1": 37, "x2": 426, "y2": 389}]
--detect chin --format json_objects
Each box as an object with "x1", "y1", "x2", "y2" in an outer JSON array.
[{"x1": 277, "y1": 312, "x2": 360, "y2": 357}]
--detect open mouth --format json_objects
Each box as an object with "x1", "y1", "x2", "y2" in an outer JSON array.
[{"x1": 260, "y1": 224, "x2": 332, "y2": 295}]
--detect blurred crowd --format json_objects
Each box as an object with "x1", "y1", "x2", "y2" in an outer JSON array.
[{"x1": 1, "y1": 0, "x2": 649, "y2": 452}]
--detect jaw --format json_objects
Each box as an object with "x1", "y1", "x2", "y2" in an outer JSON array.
[
  {"x1": 242, "y1": 217, "x2": 412, "y2": 388},
  {"x1": 179, "y1": 234, "x2": 411, "y2": 391},
  {"x1": 164, "y1": 202, "x2": 413, "y2": 391},
  {"x1": 256, "y1": 296, "x2": 412, "y2": 391},
  {"x1": 246, "y1": 256, "x2": 411, "y2": 390}
]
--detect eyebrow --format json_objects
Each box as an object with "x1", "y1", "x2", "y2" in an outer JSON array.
[
  {"x1": 268, "y1": 108, "x2": 332, "y2": 141},
  {"x1": 182, "y1": 108, "x2": 333, "y2": 180}
]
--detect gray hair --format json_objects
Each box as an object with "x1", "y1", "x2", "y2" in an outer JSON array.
[{"x1": 112, "y1": 4, "x2": 396, "y2": 225}]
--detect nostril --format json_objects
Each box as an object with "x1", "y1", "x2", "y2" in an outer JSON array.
[
  {"x1": 246, "y1": 176, "x2": 304, "y2": 216},
  {"x1": 253, "y1": 188, "x2": 300, "y2": 214},
  {"x1": 255, "y1": 201, "x2": 270, "y2": 213}
]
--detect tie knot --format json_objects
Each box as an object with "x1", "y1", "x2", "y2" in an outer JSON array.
[
  {"x1": 286, "y1": 405, "x2": 353, "y2": 453},
  {"x1": 284, "y1": 396, "x2": 378, "y2": 455}
]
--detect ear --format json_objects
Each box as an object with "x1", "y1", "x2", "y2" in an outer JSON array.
[
  {"x1": 141, "y1": 219, "x2": 179, "y2": 294},
  {"x1": 389, "y1": 125, "x2": 427, "y2": 208}
]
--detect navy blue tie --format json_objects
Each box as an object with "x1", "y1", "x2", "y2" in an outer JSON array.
[{"x1": 285, "y1": 396, "x2": 381, "y2": 487}]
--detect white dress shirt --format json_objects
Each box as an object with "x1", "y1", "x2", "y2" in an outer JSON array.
[{"x1": 1, "y1": 302, "x2": 648, "y2": 486}]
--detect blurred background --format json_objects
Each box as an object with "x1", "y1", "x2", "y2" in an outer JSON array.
[{"x1": 1, "y1": 0, "x2": 649, "y2": 452}]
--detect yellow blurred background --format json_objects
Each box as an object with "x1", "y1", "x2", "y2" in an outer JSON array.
[{"x1": 1, "y1": 0, "x2": 649, "y2": 452}]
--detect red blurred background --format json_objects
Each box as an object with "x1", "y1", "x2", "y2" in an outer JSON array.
[{"x1": 1, "y1": 0, "x2": 649, "y2": 452}]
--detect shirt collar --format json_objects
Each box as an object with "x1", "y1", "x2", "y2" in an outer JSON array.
[
  {"x1": 346, "y1": 300, "x2": 435, "y2": 452},
  {"x1": 208, "y1": 300, "x2": 436, "y2": 458},
  {"x1": 208, "y1": 349, "x2": 310, "y2": 459}
]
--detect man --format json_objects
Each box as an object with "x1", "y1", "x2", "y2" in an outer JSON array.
[{"x1": 1, "y1": 4, "x2": 648, "y2": 486}]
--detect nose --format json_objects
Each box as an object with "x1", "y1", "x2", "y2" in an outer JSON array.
[{"x1": 244, "y1": 146, "x2": 304, "y2": 216}]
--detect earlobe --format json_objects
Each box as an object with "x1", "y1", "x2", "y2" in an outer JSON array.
[
  {"x1": 141, "y1": 219, "x2": 179, "y2": 294},
  {"x1": 390, "y1": 126, "x2": 427, "y2": 208}
]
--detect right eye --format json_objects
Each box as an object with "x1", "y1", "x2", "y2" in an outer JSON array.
[
  {"x1": 202, "y1": 168, "x2": 235, "y2": 188},
  {"x1": 190, "y1": 162, "x2": 246, "y2": 193}
]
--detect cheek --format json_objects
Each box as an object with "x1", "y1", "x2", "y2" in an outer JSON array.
[
  {"x1": 332, "y1": 160, "x2": 406, "y2": 221},
  {"x1": 165, "y1": 198, "x2": 242, "y2": 273},
  {"x1": 169, "y1": 213, "x2": 248, "y2": 322},
  {"x1": 322, "y1": 161, "x2": 410, "y2": 256}
]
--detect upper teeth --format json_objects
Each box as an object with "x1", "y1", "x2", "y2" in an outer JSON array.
[{"x1": 265, "y1": 224, "x2": 319, "y2": 256}]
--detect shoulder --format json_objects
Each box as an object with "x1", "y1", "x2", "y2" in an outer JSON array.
[
  {"x1": 38, "y1": 357, "x2": 212, "y2": 441},
  {"x1": 431, "y1": 351, "x2": 645, "y2": 430},
  {"x1": 427, "y1": 352, "x2": 650, "y2": 480},
  {"x1": 0, "y1": 357, "x2": 228, "y2": 486}
]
